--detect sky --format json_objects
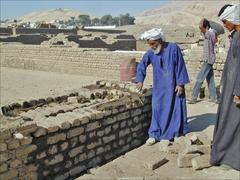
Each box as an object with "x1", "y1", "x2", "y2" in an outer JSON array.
[{"x1": 0, "y1": 0, "x2": 168, "y2": 20}]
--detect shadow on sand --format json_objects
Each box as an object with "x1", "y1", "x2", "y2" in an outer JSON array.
[{"x1": 188, "y1": 113, "x2": 216, "y2": 132}]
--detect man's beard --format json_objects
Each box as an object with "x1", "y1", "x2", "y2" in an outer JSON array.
[{"x1": 152, "y1": 44, "x2": 162, "y2": 54}]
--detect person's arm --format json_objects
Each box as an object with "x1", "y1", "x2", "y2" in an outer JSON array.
[
  {"x1": 205, "y1": 31, "x2": 215, "y2": 64},
  {"x1": 135, "y1": 51, "x2": 151, "y2": 90},
  {"x1": 175, "y1": 45, "x2": 190, "y2": 96},
  {"x1": 233, "y1": 40, "x2": 240, "y2": 105}
]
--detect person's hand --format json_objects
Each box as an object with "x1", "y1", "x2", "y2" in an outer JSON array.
[
  {"x1": 136, "y1": 82, "x2": 143, "y2": 92},
  {"x1": 233, "y1": 95, "x2": 240, "y2": 105},
  {"x1": 175, "y1": 85, "x2": 184, "y2": 96}
]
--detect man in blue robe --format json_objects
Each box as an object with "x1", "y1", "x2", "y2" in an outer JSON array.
[{"x1": 136, "y1": 28, "x2": 190, "y2": 145}]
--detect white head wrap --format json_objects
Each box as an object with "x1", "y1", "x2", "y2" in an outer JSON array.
[
  {"x1": 219, "y1": 4, "x2": 240, "y2": 25},
  {"x1": 140, "y1": 28, "x2": 166, "y2": 41}
]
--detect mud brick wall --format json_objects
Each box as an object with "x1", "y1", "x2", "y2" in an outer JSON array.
[
  {"x1": 0, "y1": 81, "x2": 152, "y2": 180},
  {"x1": 0, "y1": 27, "x2": 77, "y2": 35},
  {"x1": 0, "y1": 44, "x2": 227, "y2": 97}
]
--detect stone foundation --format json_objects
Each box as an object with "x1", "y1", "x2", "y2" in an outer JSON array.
[{"x1": 0, "y1": 81, "x2": 152, "y2": 180}]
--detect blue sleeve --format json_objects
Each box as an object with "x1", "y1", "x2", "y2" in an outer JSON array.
[
  {"x1": 135, "y1": 51, "x2": 151, "y2": 83},
  {"x1": 175, "y1": 45, "x2": 190, "y2": 85}
]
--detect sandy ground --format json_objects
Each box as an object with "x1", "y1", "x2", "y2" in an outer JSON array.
[{"x1": 0, "y1": 67, "x2": 104, "y2": 106}]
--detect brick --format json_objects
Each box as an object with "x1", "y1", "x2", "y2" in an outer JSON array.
[
  {"x1": 144, "y1": 157, "x2": 168, "y2": 170},
  {"x1": 105, "y1": 126, "x2": 111, "y2": 135},
  {"x1": 89, "y1": 131, "x2": 96, "y2": 138},
  {"x1": 112, "y1": 123, "x2": 119, "y2": 131},
  {"x1": 45, "y1": 154, "x2": 64, "y2": 166},
  {"x1": 47, "y1": 133, "x2": 66, "y2": 144},
  {"x1": 67, "y1": 127, "x2": 84, "y2": 138},
  {"x1": 117, "y1": 112, "x2": 130, "y2": 121},
  {"x1": 16, "y1": 145, "x2": 37, "y2": 158},
  {"x1": 20, "y1": 137, "x2": 33, "y2": 146},
  {"x1": 70, "y1": 137, "x2": 79, "y2": 148},
  {"x1": 131, "y1": 108, "x2": 142, "y2": 116},
  {"x1": 103, "y1": 134, "x2": 116, "y2": 143},
  {"x1": 69, "y1": 146, "x2": 84, "y2": 158},
  {"x1": 120, "y1": 121, "x2": 127, "y2": 128},
  {"x1": 177, "y1": 153, "x2": 201, "y2": 168},
  {"x1": 86, "y1": 121, "x2": 101, "y2": 132},
  {"x1": 60, "y1": 121, "x2": 71, "y2": 130},
  {"x1": 96, "y1": 147, "x2": 104, "y2": 155},
  {"x1": 0, "y1": 163, "x2": 8, "y2": 173},
  {"x1": 87, "y1": 150, "x2": 95, "y2": 159},
  {"x1": 119, "y1": 128, "x2": 130, "y2": 138},
  {"x1": 69, "y1": 165, "x2": 86, "y2": 177},
  {"x1": 0, "y1": 143, "x2": 7, "y2": 152},
  {"x1": 191, "y1": 154, "x2": 211, "y2": 170},
  {"x1": 54, "y1": 172, "x2": 69, "y2": 180},
  {"x1": 87, "y1": 139, "x2": 101, "y2": 149},
  {"x1": 183, "y1": 145, "x2": 211, "y2": 155},
  {"x1": 60, "y1": 142, "x2": 69, "y2": 151},
  {"x1": 10, "y1": 159, "x2": 22, "y2": 168},
  {"x1": 74, "y1": 153, "x2": 87, "y2": 164},
  {"x1": 104, "y1": 144, "x2": 111, "y2": 152},
  {"x1": 79, "y1": 135, "x2": 87, "y2": 143},
  {"x1": 7, "y1": 139, "x2": 20, "y2": 150},
  {"x1": 48, "y1": 145, "x2": 58, "y2": 155},
  {"x1": 36, "y1": 152, "x2": 47, "y2": 159},
  {"x1": 33, "y1": 127, "x2": 47, "y2": 137},
  {"x1": 65, "y1": 160, "x2": 72, "y2": 169},
  {"x1": 97, "y1": 130, "x2": 104, "y2": 137},
  {"x1": 0, "y1": 169, "x2": 18, "y2": 180},
  {"x1": 131, "y1": 124, "x2": 142, "y2": 132},
  {"x1": 102, "y1": 116, "x2": 117, "y2": 125}
]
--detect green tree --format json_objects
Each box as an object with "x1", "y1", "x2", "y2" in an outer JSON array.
[
  {"x1": 112, "y1": 17, "x2": 120, "y2": 26},
  {"x1": 119, "y1": 13, "x2": 135, "y2": 25},
  {"x1": 78, "y1": 15, "x2": 91, "y2": 26},
  {"x1": 91, "y1": 18, "x2": 100, "y2": 25},
  {"x1": 101, "y1": 15, "x2": 113, "y2": 25}
]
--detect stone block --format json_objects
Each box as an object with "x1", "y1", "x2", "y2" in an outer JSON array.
[
  {"x1": 144, "y1": 157, "x2": 168, "y2": 170},
  {"x1": 48, "y1": 145, "x2": 58, "y2": 155},
  {"x1": 158, "y1": 140, "x2": 171, "y2": 152},
  {"x1": 119, "y1": 128, "x2": 130, "y2": 138},
  {"x1": 117, "y1": 112, "x2": 130, "y2": 121},
  {"x1": 0, "y1": 143, "x2": 7, "y2": 152},
  {"x1": 47, "y1": 133, "x2": 66, "y2": 145},
  {"x1": 0, "y1": 169, "x2": 18, "y2": 180},
  {"x1": 191, "y1": 154, "x2": 211, "y2": 170},
  {"x1": 36, "y1": 152, "x2": 47, "y2": 159},
  {"x1": 103, "y1": 134, "x2": 116, "y2": 144},
  {"x1": 60, "y1": 142, "x2": 69, "y2": 151},
  {"x1": 69, "y1": 146, "x2": 84, "y2": 158},
  {"x1": 10, "y1": 159, "x2": 22, "y2": 168},
  {"x1": 33, "y1": 127, "x2": 47, "y2": 137},
  {"x1": 54, "y1": 172, "x2": 69, "y2": 180},
  {"x1": 79, "y1": 135, "x2": 87, "y2": 143},
  {"x1": 20, "y1": 137, "x2": 33, "y2": 146},
  {"x1": 0, "y1": 163, "x2": 8, "y2": 173},
  {"x1": 183, "y1": 145, "x2": 211, "y2": 155},
  {"x1": 177, "y1": 153, "x2": 201, "y2": 168},
  {"x1": 67, "y1": 127, "x2": 84, "y2": 138},
  {"x1": 16, "y1": 144, "x2": 37, "y2": 158},
  {"x1": 86, "y1": 121, "x2": 101, "y2": 132},
  {"x1": 6, "y1": 139, "x2": 20, "y2": 150},
  {"x1": 45, "y1": 154, "x2": 64, "y2": 166},
  {"x1": 69, "y1": 165, "x2": 87, "y2": 177}
]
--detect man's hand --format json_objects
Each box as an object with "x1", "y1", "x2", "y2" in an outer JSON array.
[
  {"x1": 175, "y1": 85, "x2": 184, "y2": 96},
  {"x1": 136, "y1": 82, "x2": 143, "y2": 92},
  {"x1": 233, "y1": 95, "x2": 240, "y2": 105}
]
